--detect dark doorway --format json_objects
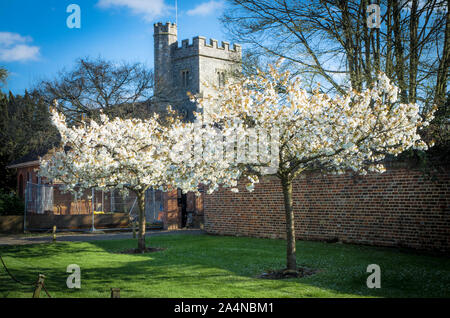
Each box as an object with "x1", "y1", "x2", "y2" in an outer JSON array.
[{"x1": 180, "y1": 193, "x2": 188, "y2": 228}]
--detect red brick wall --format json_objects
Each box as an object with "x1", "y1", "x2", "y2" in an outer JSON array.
[
  {"x1": 16, "y1": 164, "x2": 40, "y2": 198},
  {"x1": 204, "y1": 165, "x2": 450, "y2": 252},
  {"x1": 26, "y1": 213, "x2": 129, "y2": 230}
]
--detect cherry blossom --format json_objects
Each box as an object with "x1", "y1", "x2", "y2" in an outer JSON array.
[{"x1": 189, "y1": 62, "x2": 436, "y2": 270}]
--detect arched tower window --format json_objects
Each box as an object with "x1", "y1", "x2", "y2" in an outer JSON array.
[
  {"x1": 217, "y1": 71, "x2": 225, "y2": 87},
  {"x1": 181, "y1": 70, "x2": 190, "y2": 88}
]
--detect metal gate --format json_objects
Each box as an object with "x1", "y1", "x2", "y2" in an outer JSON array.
[
  {"x1": 128, "y1": 188, "x2": 163, "y2": 224},
  {"x1": 23, "y1": 184, "x2": 163, "y2": 231},
  {"x1": 24, "y1": 182, "x2": 53, "y2": 214}
]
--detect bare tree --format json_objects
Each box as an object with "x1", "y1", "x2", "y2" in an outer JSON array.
[
  {"x1": 222, "y1": 0, "x2": 448, "y2": 106},
  {"x1": 39, "y1": 58, "x2": 155, "y2": 123}
]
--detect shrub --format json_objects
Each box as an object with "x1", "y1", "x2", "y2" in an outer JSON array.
[{"x1": 0, "y1": 191, "x2": 24, "y2": 215}]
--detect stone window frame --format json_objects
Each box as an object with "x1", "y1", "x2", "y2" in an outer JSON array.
[
  {"x1": 181, "y1": 69, "x2": 190, "y2": 88},
  {"x1": 216, "y1": 69, "x2": 226, "y2": 87}
]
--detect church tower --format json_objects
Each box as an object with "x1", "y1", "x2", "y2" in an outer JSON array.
[
  {"x1": 153, "y1": 22, "x2": 242, "y2": 121},
  {"x1": 153, "y1": 22, "x2": 177, "y2": 99}
]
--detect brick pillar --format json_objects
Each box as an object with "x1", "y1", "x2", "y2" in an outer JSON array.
[
  {"x1": 162, "y1": 189, "x2": 180, "y2": 230},
  {"x1": 194, "y1": 191, "x2": 205, "y2": 229}
]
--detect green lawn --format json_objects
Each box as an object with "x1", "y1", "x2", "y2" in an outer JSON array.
[{"x1": 0, "y1": 234, "x2": 449, "y2": 298}]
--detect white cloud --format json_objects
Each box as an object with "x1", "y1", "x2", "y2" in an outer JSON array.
[
  {"x1": 97, "y1": 0, "x2": 168, "y2": 21},
  {"x1": 186, "y1": 0, "x2": 224, "y2": 16},
  {"x1": 0, "y1": 32, "x2": 40, "y2": 62},
  {"x1": 0, "y1": 32, "x2": 32, "y2": 46}
]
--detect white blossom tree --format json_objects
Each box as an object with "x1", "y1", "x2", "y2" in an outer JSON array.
[
  {"x1": 190, "y1": 63, "x2": 436, "y2": 272},
  {"x1": 39, "y1": 109, "x2": 185, "y2": 252},
  {"x1": 39, "y1": 63, "x2": 436, "y2": 269},
  {"x1": 39, "y1": 106, "x2": 245, "y2": 252}
]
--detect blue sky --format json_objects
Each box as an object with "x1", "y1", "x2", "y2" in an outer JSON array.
[{"x1": 0, "y1": 0, "x2": 232, "y2": 94}]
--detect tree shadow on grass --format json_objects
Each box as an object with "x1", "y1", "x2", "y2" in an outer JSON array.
[
  {"x1": 1, "y1": 260, "x2": 310, "y2": 298},
  {"x1": 0, "y1": 241, "x2": 102, "y2": 260},
  {"x1": 1, "y1": 235, "x2": 449, "y2": 298},
  {"x1": 88, "y1": 236, "x2": 450, "y2": 298}
]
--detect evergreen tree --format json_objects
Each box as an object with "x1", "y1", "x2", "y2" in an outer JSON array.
[{"x1": 0, "y1": 86, "x2": 59, "y2": 192}]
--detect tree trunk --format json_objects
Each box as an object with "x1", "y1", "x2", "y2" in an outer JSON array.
[
  {"x1": 281, "y1": 177, "x2": 296, "y2": 270},
  {"x1": 340, "y1": 0, "x2": 360, "y2": 90},
  {"x1": 385, "y1": 1, "x2": 394, "y2": 78},
  {"x1": 435, "y1": 0, "x2": 450, "y2": 107},
  {"x1": 374, "y1": 3, "x2": 381, "y2": 75},
  {"x1": 137, "y1": 190, "x2": 146, "y2": 252},
  {"x1": 362, "y1": 0, "x2": 372, "y2": 84},
  {"x1": 409, "y1": 0, "x2": 419, "y2": 103},
  {"x1": 392, "y1": 0, "x2": 408, "y2": 102}
]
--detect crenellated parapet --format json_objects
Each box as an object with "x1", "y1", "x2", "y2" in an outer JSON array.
[
  {"x1": 174, "y1": 36, "x2": 241, "y2": 52},
  {"x1": 153, "y1": 22, "x2": 177, "y2": 35},
  {"x1": 172, "y1": 36, "x2": 241, "y2": 61}
]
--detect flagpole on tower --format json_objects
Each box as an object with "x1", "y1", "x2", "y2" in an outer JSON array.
[{"x1": 175, "y1": 0, "x2": 178, "y2": 25}]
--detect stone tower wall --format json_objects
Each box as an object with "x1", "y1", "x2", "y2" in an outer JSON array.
[
  {"x1": 153, "y1": 22, "x2": 177, "y2": 96},
  {"x1": 153, "y1": 22, "x2": 242, "y2": 120}
]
